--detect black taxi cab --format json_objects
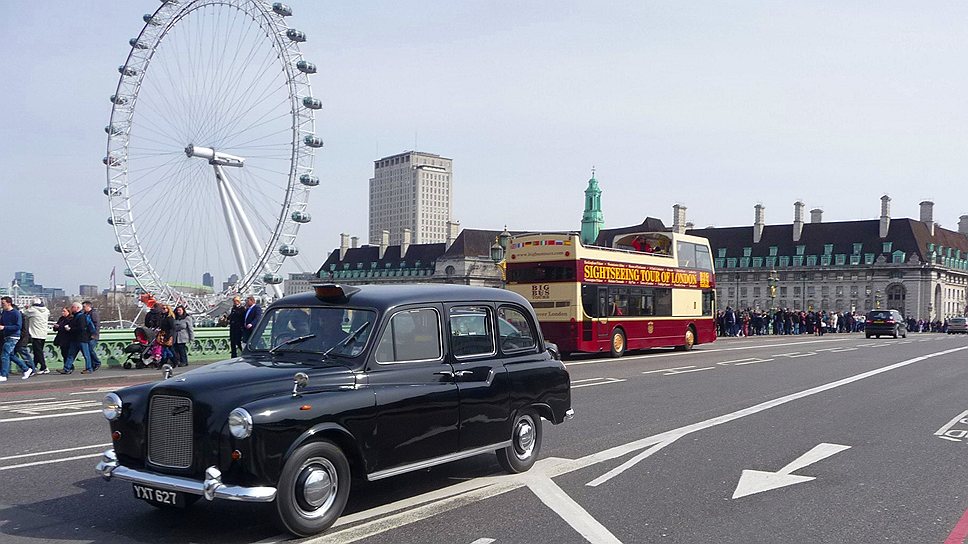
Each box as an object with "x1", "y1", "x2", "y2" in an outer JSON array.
[{"x1": 94, "y1": 284, "x2": 573, "y2": 537}]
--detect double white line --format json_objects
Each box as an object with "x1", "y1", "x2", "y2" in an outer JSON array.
[{"x1": 0, "y1": 443, "x2": 110, "y2": 472}]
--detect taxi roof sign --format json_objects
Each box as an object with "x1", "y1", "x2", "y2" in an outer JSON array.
[{"x1": 312, "y1": 284, "x2": 359, "y2": 302}]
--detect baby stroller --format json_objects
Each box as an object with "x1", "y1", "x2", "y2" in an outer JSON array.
[{"x1": 122, "y1": 326, "x2": 173, "y2": 369}]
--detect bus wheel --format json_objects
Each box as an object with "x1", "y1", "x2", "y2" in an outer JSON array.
[
  {"x1": 610, "y1": 330, "x2": 626, "y2": 358},
  {"x1": 676, "y1": 326, "x2": 696, "y2": 351}
]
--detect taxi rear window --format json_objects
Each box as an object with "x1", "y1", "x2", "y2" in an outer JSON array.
[{"x1": 867, "y1": 311, "x2": 892, "y2": 320}]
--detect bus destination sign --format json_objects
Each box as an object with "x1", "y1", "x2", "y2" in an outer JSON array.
[{"x1": 581, "y1": 259, "x2": 713, "y2": 289}]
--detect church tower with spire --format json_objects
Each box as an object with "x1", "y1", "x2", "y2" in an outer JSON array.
[{"x1": 580, "y1": 169, "x2": 604, "y2": 245}]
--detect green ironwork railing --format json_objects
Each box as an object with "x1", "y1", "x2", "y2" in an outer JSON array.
[{"x1": 39, "y1": 327, "x2": 232, "y2": 369}]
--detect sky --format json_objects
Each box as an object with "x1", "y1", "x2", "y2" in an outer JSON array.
[{"x1": 2, "y1": 1, "x2": 968, "y2": 294}]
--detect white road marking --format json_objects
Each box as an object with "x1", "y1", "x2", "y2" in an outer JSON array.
[
  {"x1": 0, "y1": 410, "x2": 101, "y2": 423},
  {"x1": 0, "y1": 443, "x2": 110, "y2": 462},
  {"x1": 586, "y1": 439, "x2": 676, "y2": 487},
  {"x1": 571, "y1": 378, "x2": 627, "y2": 389},
  {"x1": 526, "y1": 474, "x2": 622, "y2": 544},
  {"x1": 934, "y1": 409, "x2": 968, "y2": 442},
  {"x1": 716, "y1": 357, "x2": 774, "y2": 366},
  {"x1": 731, "y1": 443, "x2": 851, "y2": 499},
  {"x1": 564, "y1": 337, "x2": 858, "y2": 367},
  {"x1": 469, "y1": 539, "x2": 496, "y2": 544},
  {"x1": 0, "y1": 397, "x2": 56, "y2": 405},
  {"x1": 642, "y1": 366, "x2": 695, "y2": 374},
  {"x1": 0, "y1": 453, "x2": 103, "y2": 472},
  {"x1": 309, "y1": 344, "x2": 968, "y2": 543},
  {"x1": 0, "y1": 399, "x2": 99, "y2": 415},
  {"x1": 70, "y1": 387, "x2": 120, "y2": 396},
  {"x1": 771, "y1": 352, "x2": 816, "y2": 358}
]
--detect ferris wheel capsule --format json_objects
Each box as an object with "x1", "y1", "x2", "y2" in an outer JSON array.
[
  {"x1": 278, "y1": 244, "x2": 299, "y2": 257},
  {"x1": 143, "y1": 14, "x2": 163, "y2": 25},
  {"x1": 118, "y1": 65, "x2": 138, "y2": 77},
  {"x1": 124, "y1": 268, "x2": 135, "y2": 278},
  {"x1": 302, "y1": 96, "x2": 322, "y2": 109},
  {"x1": 291, "y1": 211, "x2": 311, "y2": 223},
  {"x1": 114, "y1": 244, "x2": 132, "y2": 254},
  {"x1": 129, "y1": 38, "x2": 149, "y2": 49},
  {"x1": 107, "y1": 216, "x2": 127, "y2": 225},
  {"x1": 286, "y1": 29, "x2": 306, "y2": 42},
  {"x1": 263, "y1": 273, "x2": 283, "y2": 285},
  {"x1": 296, "y1": 60, "x2": 316, "y2": 74},
  {"x1": 303, "y1": 135, "x2": 323, "y2": 148},
  {"x1": 272, "y1": 3, "x2": 292, "y2": 16},
  {"x1": 299, "y1": 174, "x2": 319, "y2": 186},
  {"x1": 105, "y1": 124, "x2": 124, "y2": 135},
  {"x1": 103, "y1": 155, "x2": 122, "y2": 167},
  {"x1": 104, "y1": 186, "x2": 123, "y2": 196}
]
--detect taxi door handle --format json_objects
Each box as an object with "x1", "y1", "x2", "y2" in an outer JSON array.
[
  {"x1": 434, "y1": 370, "x2": 454, "y2": 378},
  {"x1": 453, "y1": 371, "x2": 473, "y2": 377}
]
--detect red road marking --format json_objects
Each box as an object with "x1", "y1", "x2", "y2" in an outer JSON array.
[{"x1": 944, "y1": 507, "x2": 968, "y2": 544}]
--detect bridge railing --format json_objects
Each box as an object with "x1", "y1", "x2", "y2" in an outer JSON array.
[{"x1": 40, "y1": 327, "x2": 232, "y2": 368}]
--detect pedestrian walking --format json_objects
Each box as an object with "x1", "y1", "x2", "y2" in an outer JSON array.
[
  {"x1": 227, "y1": 296, "x2": 246, "y2": 357},
  {"x1": 52, "y1": 307, "x2": 72, "y2": 363},
  {"x1": 59, "y1": 302, "x2": 94, "y2": 374},
  {"x1": 172, "y1": 305, "x2": 194, "y2": 367},
  {"x1": 82, "y1": 301, "x2": 102, "y2": 371},
  {"x1": 242, "y1": 296, "x2": 262, "y2": 345},
  {"x1": 0, "y1": 296, "x2": 36, "y2": 381},
  {"x1": 22, "y1": 298, "x2": 50, "y2": 374}
]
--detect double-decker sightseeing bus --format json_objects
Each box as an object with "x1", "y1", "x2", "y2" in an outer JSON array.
[{"x1": 505, "y1": 230, "x2": 716, "y2": 357}]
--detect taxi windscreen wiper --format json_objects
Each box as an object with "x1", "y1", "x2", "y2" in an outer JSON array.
[
  {"x1": 323, "y1": 321, "x2": 371, "y2": 357},
  {"x1": 269, "y1": 334, "x2": 317, "y2": 354}
]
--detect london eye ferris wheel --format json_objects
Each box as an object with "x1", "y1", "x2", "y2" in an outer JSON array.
[{"x1": 104, "y1": 0, "x2": 320, "y2": 314}]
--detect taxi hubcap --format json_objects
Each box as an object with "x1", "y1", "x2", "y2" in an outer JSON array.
[
  {"x1": 295, "y1": 458, "x2": 337, "y2": 517},
  {"x1": 514, "y1": 416, "x2": 536, "y2": 460}
]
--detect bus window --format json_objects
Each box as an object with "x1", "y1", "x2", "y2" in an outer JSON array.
[
  {"x1": 507, "y1": 263, "x2": 576, "y2": 283},
  {"x1": 610, "y1": 288, "x2": 629, "y2": 316},
  {"x1": 696, "y1": 245, "x2": 713, "y2": 271},
  {"x1": 655, "y1": 288, "x2": 673, "y2": 316},
  {"x1": 677, "y1": 241, "x2": 697, "y2": 269}
]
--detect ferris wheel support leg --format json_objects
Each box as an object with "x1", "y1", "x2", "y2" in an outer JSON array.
[
  {"x1": 218, "y1": 167, "x2": 265, "y2": 258},
  {"x1": 215, "y1": 166, "x2": 249, "y2": 277}
]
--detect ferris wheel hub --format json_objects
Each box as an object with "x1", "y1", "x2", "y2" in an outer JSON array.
[{"x1": 184, "y1": 144, "x2": 245, "y2": 167}]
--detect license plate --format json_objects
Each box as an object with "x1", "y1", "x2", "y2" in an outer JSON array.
[
  {"x1": 133, "y1": 484, "x2": 185, "y2": 507},
  {"x1": 873, "y1": 320, "x2": 885, "y2": 324}
]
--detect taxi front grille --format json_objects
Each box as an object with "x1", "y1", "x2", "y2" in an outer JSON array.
[{"x1": 147, "y1": 395, "x2": 193, "y2": 469}]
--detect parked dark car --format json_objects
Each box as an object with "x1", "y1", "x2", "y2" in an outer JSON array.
[
  {"x1": 95, "y1": 284, "x2": 572, "y2": 537},
  {"x1": 865, "y1": 309, "x2": 907, "y2": 339}
]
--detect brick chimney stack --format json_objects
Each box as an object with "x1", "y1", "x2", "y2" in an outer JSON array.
[
  {"x1": 920, "y1": 200, "x2": 935, "y2": 236},
  {"x1": 810, "y1": 208, "x2": 823, "y2": 223},
  {"x1": 339, "y1": 233, "x2": 349, "y2": 260},
  {"x1": 672, "y1": 204, "x2": 687, "y2": 234},
  {"x1": 379, "y1": 230, "x2": 389, "y2": 259}
]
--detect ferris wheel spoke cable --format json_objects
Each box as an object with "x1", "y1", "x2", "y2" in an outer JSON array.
[
  {"x1": 216, "y1": 93, "x2": 292, "y2": 149},
  {"x1": 236, "y1": 166, "x2": 288, "y2": 205},
  {"x1": 208, "y1": 54, "x2": 286, "y2": 146},
  {"x1": 226, "y1": 124, "x2": 295, "y2": 154}
]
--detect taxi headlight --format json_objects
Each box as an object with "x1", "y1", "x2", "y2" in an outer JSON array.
[
  {"x1": 102, "y1": 393, "x2": 122, "y2": 421},
  {"x1": 228, "y1": 408, "x2": 253, "y2": 439}
]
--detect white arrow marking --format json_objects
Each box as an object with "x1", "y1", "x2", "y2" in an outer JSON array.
[{"x1": 731, "y1": 443, "x2": 850, "y2": 499}]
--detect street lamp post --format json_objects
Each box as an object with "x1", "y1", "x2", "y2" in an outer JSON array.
[
  {"x1": 768, "y1": 267, "x2": 778, "y2": 311},
  {"x1": 489, "y1": 226, "x2": 512, "y2": 287}
]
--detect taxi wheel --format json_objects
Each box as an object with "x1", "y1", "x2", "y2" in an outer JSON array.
[
  {"x1": 274, "y1": 440, "x2": 351, "y2": 537},
  {"x1": 497, "y1": 409, "x2": 543, "y2": 474},
  {"x1": 609, "y1": 330, "x2": 626, "y2": 358}
]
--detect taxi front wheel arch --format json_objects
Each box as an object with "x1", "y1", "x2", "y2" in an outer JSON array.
[
  {"x1": 274, "y1": 440, "x2": 351, "y2": 537},
  {"x1": 497, "y1": 409, "x2": 543, "y2": 474}
]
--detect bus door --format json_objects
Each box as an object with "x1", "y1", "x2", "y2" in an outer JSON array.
[{"x1": 596, "y1": 286, "x2": 611, "y2": 341}]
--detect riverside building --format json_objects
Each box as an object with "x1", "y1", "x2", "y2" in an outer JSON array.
[{"x1": 368, "y1": 151, "x2": 454, "y2": 245}]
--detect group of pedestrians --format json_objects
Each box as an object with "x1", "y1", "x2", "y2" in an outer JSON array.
[
  {"x1": 223, "y1": 295, "x2": 261, "y2": 357},
  {"x1": 143, "y1": 302, "x2": 195, "y2": 366},
  {"x1": 54, "y1": 301, "x2": 103, "y2": 374},
  {"x1": 717, "y1": 307, "x2": 861, "y2": 337}
]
